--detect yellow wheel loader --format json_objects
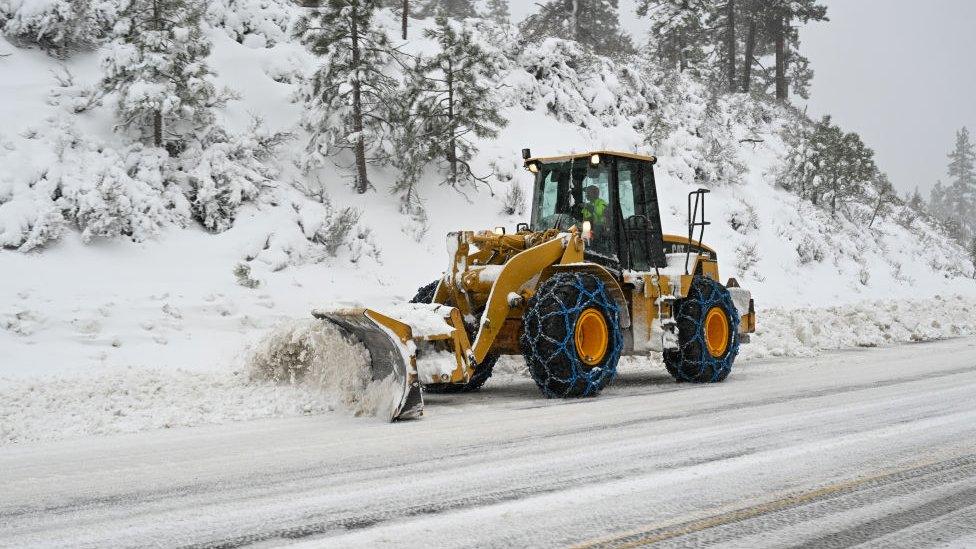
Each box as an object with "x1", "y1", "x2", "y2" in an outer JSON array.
[{"x1": 314, "y1": 151, "x2": 757, "y2": 420}]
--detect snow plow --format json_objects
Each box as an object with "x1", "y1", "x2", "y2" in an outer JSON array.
[{"x1": 315, "y1": 151, "x2": 757, "y2": 420}]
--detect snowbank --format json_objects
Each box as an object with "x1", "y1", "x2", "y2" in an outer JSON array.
[{"x1": 4, "y1": 296, "x2": 976, "y2": 446}]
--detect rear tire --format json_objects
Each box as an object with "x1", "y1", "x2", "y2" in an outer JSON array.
[
  {"x1": 664, "y1": 276, "x2": 740, "y2": 383},
  {"x1": 520, "y1": 272, "x2": 623, "y2": 398},
  {"x1": 409, "y1": 279, "x2": 497, "y2": 393},
  {"x1": 409, "y1": 280, "x2": 440, "y2": 304}
]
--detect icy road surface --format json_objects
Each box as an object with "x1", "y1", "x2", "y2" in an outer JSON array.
[{"x1": 3, "y1": 338, "x2": 976, "y2": 548}]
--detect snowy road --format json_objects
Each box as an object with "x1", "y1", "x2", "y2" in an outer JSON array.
[{"x1": 3, "y1": 338, "x2": 976, "y2": 548}]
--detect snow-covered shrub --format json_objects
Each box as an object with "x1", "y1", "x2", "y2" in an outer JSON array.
[
  {"x1": 0, "y1": 120, "x2": 189, "y2": 250},
  {"x1": 304, "y1": 203, "x2": 360, "y2": 257},
  {"x1": 727, "y1": 201, "x2": 759, "y2": 234},
  {"x1": 187, "y1": 122, "x2": 290, "y2": 232},
  {"x1": 205, "y1": 0, "x2": 293, "y2": 47},
  {"x1": 47, "y1": 66, "x2": 104, "y2": 114},
  {"x1": 500, "y1": 181, "x2": 526, "y2": 216},
  {"x1": 695, "y1": 93, "x2": 746, "y2": 185},
  {"x1": 0, "y1": 195, "x2": 65, "y2": 251},
  {"x1": 59, "y1": 144, "x2": 187, "y2": 243},
  {"x1": 735, "y1": 240, "x2": 759, "y2": 275},
  {"x1": 1, "y1": 0, "x2": 116, "y2": 57},
  {"x1": 234, "y1": 262, "x2": 261, "y2": 288},
  {"x1": 795, "y1": 234, "x2": 826, "y2": 265}
]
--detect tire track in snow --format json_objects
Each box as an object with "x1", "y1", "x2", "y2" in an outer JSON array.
[
  {"x1": 577, "y1": 453, "x2": 976, "y2": 548},
  {"x1": 2, "y1": 362, "x2": 971, "y2": 524}
]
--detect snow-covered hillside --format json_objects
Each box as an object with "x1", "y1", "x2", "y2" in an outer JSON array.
[{"x1": 1, "y1": 4, "x2": 974, "y2": 442}]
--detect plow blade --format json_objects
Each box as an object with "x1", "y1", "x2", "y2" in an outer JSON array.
[{"x1": 312, "y1": 308, "x2": 424, "y2": 421}]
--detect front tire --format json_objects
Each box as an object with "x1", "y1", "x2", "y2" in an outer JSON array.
[
  {"x1": 520, "y1": 272, "x2": 623, "y2": 398},
  {"x1": 664, "y1": 276, "x2": 740, "y2": 383}
]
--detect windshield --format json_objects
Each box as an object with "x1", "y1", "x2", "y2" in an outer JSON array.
[{"x1": 531, "y1": 159, "x2": 616, "y2": 259}]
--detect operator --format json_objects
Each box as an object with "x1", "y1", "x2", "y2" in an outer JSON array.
[{"x1": 581, "y1": 185, "x2": 609, "y2": 229}]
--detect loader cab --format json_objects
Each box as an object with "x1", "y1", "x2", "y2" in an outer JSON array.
[{"x1": 526, "y1": 151, "x2": 667, "y2": 272}]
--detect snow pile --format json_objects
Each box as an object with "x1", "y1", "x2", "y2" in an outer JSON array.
[
  {"x1": 742, "y1": 295, "x2": 976, "y2": 359},
  {"x1": 0, "y1": 367, "x2": 333, "y2": 445},
  {"x1": 245, "y1": 318, "x2": 400, "y2": 419}
]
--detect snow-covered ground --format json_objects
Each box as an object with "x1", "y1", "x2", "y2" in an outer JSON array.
[
  {"x1": 3, "y1": 337, "x2": 976, "y2": 547},
  {"x1": 1, "y1": 5, "x2": 975, "y2": 447}
]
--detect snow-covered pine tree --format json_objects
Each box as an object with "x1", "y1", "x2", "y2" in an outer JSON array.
[
  {"x1": 485, "y1": 0, "x2": 510, "y2": 25},
  {"x1": 101, "y1": 0, "x2": 225, "y2": 154},
  {"x1": 296, "y1": 0, "x2": 400, "y2": 194},
  {"x1": 945, "y1": 126, "x2": 976, "y2": 238},
  {"x1": 636, "y1": 0, "x2": 708, "y2": 73},
  {"x1": 779, "y1": 115, "x2": 877, "y2": 215},
  {"x1": 696, "y1": 92, "x2": 746, "y2": 185},
  {"x1": 414, "y1": 16, "x2": 506, "y2": 186},
  {"x1": 1, "y1": 0, "x2": 116, "y2": 57},
  {"x1": 522, "y1": 0, "x2": 632, "y2": 56},
  {"x1": 416, "y1": 0, "x2": 479, "y2": 19}
]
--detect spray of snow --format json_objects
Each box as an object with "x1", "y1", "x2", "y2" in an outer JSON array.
[{"x1": 245, "y1": 318, "x2": 398, "y2": 418}]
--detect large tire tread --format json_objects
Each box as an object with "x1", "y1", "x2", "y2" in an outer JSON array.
[
  {"x1": 520, "y1": 272, "x2": 623, "y2": 398},
  {"x1": 664, "y1": 276, "x2": 740, "y2": 383}
]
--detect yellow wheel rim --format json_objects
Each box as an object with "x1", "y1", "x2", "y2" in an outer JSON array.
[
  {"x1": 575, "y1": 308, "x2": 609, "y2": 366},
  {"x1": 704, "y1": 307, "x2": 730, "y2": 358}
]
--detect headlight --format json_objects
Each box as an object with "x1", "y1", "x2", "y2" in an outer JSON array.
[
  {"x1": 493, "y1": 226, "x2": 506, "y2": 236},
  {"x1": 590, "y1": 154, "x2": 601, "y2": 165}
]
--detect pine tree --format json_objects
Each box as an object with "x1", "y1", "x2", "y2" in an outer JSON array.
[
  {"x1": 636, "y1": 0, "x2": 708, "y2": 72},
  {"x1": 416, "y1": 0, "x2": 479, "y2": 18},
  {"x1": 485, "y1": 0, "x2": 510, "y2": 25},
  {"x1": 522, "y1": 0, "x2": 632, "y2": 56},
  {"x1": 946, "y1": 127, "x2": 976, "y2": 232},
  {"x1": 101, "y1": 0, "x2": 224, "y2": 154},
  {"x1": 413, "y1": 16, "x2": 506, "y2": 186},
  {"x1": 296, "y1": 0, "x2": 399, "y2": 194},
  {"x1": 779, "y1": 116, "x2": 877, "y2": 215}
]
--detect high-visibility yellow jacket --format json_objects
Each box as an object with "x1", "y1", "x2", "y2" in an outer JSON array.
[{"x1": 582, "y1": 198, "x2": 608, "y2": 224}]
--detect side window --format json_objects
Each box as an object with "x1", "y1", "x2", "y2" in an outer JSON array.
[
  {"x1": 618, "y1": 167, "x2": 636, "y2": 219},
  {"x1": 540, "y1": 170, "x2": 559, "y2": 219}
]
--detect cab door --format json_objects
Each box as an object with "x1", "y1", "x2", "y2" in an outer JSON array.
[{"x1": 613, "y1": 158, "x2": 667, "y2": 271}]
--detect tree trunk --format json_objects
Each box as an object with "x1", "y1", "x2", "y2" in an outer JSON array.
[
  {"x1": 350, "y1": 2, "x2": 369, "y2": 194},
  {"x1": 570, "y1": 0, "x2": 579, "y2": 42},
  {"x1": 446, "y1": 58, "x2": 457, "y2": 186},
  {"x1": 775, "y1": 15, "x2": 788, "y2": 101},
  {"x1": 742, "y1": 17, "x2": 756, "y2": 93},
  {"x1": 726, "y1": 0, "x2": 736, "y2": 92},
  {"x1": 402, "y1": 0, "x2": 408, "y2": 39},
  {"x1": 869, "y1": 193, "x2": 884, "y2": 228},
  {"x1": 152, "y1": 0, "x2": 163, "y2": 148},
  {"x1": 153, "y1": 111, "x2": 163, "y2": 148},
  {"x1": 678, "y1": 34, "x2": 687, "y2": 72}
]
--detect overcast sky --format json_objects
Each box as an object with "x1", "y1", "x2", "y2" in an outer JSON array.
[{"x1": 510, "y1": 0, "x2": 976, "y2": 195}]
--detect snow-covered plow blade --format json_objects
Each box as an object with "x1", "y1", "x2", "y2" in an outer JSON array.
[{"x1": 311, "y1": 304, "x2": 472, "y2": 421}]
